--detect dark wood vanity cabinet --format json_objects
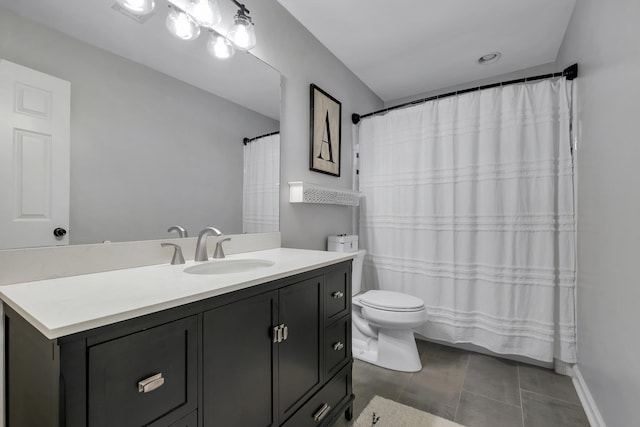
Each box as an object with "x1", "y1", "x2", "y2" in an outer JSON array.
[
  {"x1": 4, "y1": 261, "x2": 353, "y2": 427},
  {"x1": 202, "y1": 269, "x2": 353, "y2": 427}
]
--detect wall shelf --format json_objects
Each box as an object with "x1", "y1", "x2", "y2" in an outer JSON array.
[{"x1": 288, "y1": 181, "x2": 360, "y2": 206}]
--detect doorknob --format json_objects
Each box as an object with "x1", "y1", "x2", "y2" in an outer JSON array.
[{"x1": 53, "y1": 227, "x2": 67, "y2": 238}]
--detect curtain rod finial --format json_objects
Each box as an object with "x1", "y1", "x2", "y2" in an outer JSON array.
[
  {"x1": 563, "y1": 63, "x2": 578, "y2": 80},
  {"x1": 243, "y1": 137, "x2": 249, "y2": 145},
  {"x1": 352, "y1": 113, "x2": 361, "y2": 125}
]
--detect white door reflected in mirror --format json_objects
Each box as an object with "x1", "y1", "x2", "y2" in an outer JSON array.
[{"x1": 0, "y1": 60, "x2": 70, "y2": 249}]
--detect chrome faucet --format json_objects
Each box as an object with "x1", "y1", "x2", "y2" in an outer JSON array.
[
  {"x1": 213, "y1": 237, "x2": 231, "y2": 259},
  {"x1": 194, "y1": 227, "x2": 223, "y2": 261},
  {"x1": 167, "y1": 225, "x2": 188, "y2": 238}
]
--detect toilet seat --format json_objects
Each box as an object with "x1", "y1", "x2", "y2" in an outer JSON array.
[{"x1": 359, "y1": 290, "x2": 424, "y2": 312}]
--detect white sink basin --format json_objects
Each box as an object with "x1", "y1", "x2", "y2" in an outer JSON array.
[{"x1": 184, "y1": 259, "x2": 275, "y2": 275}]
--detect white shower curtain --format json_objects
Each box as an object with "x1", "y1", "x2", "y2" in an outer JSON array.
[
  {"x1": 358, "y1": 79, "x2": 576, "y2": 363},
  {"x1": 242, "y1": 133, "x2": 280, "y2": 233}
]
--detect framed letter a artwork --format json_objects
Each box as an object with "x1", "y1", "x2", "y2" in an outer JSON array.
[{"x1": 310, "y1": 84, "x2": 341, "y2": 176}]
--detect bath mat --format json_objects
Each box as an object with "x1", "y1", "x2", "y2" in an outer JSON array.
[{"x1": 353, "y1": 396, "x2": 464, "y2": 427}]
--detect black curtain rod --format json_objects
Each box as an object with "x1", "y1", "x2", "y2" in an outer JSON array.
[
  {"x1": 352, "y1": 63, "x2": 578, "y2": 124},
  {"x1": 243, "y1": 131, "x2": 280, "y2": 145},
  {"x1": 229, "y1": 0, "x2": 249, "y2": 14}
]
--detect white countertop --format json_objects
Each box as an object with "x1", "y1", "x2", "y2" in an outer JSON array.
[{"x1": 0, "y1": 248, "x2": 356, "y2": 340}]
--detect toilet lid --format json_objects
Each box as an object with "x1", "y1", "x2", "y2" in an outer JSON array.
[{"x1": 359, "y1": 290, "x2": 425, "y2": 312}]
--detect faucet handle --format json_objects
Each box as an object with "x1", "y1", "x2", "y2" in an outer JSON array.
[
  {"x1": 161, "y1": 243, "x2": 186, "y2": 265},
  {"x1": 167, "y1": 225, "x2": 188, "y2": 238},
  {"x1": 213, "y1": 238, "x2": 231, "y2": 259}
]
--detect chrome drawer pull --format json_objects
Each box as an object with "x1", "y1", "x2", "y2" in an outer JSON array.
[
  {"x1": 138, "y1": 373, "x2": 165, "y2": 393},
  {"x1": 333, "y1": 341, "x2": 344, "y2": 351},
  {"x1": 313, "y1": 403, "x2": 331, "y2": 422},
  {"x1": 331, "y1": 291, "x2": 344, "y2": 299}
]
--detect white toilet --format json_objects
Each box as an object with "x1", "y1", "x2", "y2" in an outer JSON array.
[{"x1": 351, "y1": 250, "x2": 427, "y2": 372}]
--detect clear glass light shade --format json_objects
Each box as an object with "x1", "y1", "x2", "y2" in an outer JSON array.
[
  {"x1": 227, "y1": 14, "x2": 256, "y2": 51},
  {"x1": 207, "y1": 34, "x2": 235, "y2": 59},
  {"x1": 116, "y1": 0, "x2": 155, "y2": 15},
  {"x1": 186, "y1": 0, "x2": 221, "y2": 28},
  {"x1": 166, "y1": 8, "x2": 201, "y2": 41}
]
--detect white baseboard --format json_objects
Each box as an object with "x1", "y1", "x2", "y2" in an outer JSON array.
[
  {"x1": 572, "y1": 366, "x2": 607, "y2": 427},
  {"x1": 554, "y1": 360, "x2": 573, "y2": 376}
]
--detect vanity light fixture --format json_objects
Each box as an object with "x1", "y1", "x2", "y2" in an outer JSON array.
[
  {"x1": 120, "y1": 0, "x2": 257, "y2": 60},
  {"x1": 227, "y1": 5, "x2": 256, "y2": 51},
  {"x1": 116, "y1": 0, "x2": 156, "y2": 15},
  {"x1": 207, "y1": 32, "x2": 235, "y2": 59},
  {"x1": 186, "y1": 0, "x2": 222, "y2": 27},
  {"x1": 166, "y1": 6, "x2": 201, "y2": 40}
]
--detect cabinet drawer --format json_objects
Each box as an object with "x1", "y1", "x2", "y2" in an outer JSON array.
[
  {"x1": 325, "y1": 316, "x2": 351, "y2": 378},
  {"x1": 282, "y1": 365, "x2": 351, "y2": 427},
  {"x1": 324, "y1": 267, "x2": 350, "y2": 322},
  {"x1": 88, "y1": 316, "x2": 198, "y2": 427}
]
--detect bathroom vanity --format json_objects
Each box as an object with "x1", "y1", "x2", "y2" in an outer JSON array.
[{"x1": 0, "y1": 248, "x2": 354, "y2": 427}]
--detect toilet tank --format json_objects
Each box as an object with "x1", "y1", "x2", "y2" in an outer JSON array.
[{"x1": 351, "y1": 250, "x2": 366, "y2": 295}]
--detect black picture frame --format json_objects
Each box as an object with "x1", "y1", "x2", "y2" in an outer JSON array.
[{"x1": 309, "y1": 84, "x2": 341, "y2": 177}]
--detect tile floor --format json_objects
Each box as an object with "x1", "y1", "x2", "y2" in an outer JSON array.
[{"x1": 332, "y1": 339, "x2": 590, "y2": 427}]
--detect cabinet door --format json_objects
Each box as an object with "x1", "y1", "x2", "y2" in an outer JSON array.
[
  {"x1": 203, "y1": 291, "x2": 278, "y2": 427},
  {"x1": 278, "y1": 276, "x2": 323, "y2": 421}
]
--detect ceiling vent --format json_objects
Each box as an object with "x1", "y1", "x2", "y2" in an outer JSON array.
[{"x1": 478, "y1": 52, "x2": 501, "y2": 65}]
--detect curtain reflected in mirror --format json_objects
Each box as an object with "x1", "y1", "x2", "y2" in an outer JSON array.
[{"x1": 243, "y1": 132, "x2": 280, "y2": 233}]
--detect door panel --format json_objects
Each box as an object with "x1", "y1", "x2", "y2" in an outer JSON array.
[
  {"x1": 203, "y1": 291, "x2": 277, "y2": 427},
  {"x1": 279, "y1": 276, "x2": 322, "y2": 420},
  {"x1": 0, "y1": 59, "x2": 70, "y2": 249}
]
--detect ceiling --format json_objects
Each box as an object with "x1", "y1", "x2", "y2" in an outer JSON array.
[
  {"x1": 277, "y1": 0, "x2": 577, "y2": 103},
  {"x1": 0, "y1": 0, "x2": 281, "y2": 120}
]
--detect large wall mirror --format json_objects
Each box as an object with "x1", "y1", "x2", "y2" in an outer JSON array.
[{"x1": 0, "y1": 0, "x2": 281, "y2": 249}]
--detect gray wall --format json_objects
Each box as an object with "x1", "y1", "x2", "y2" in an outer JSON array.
[
  {"x1": 247, "y1": 0, "x2": 383, "y2": 250},
  {"x1": 385, "y1": 62, "x2": 557, "y2": 108},
  {"x1": 0, "y1": 7, "x2": 278, "y2": 244},
  {"x1": 556, "y1": 0, "x2": 640, "y2": 426}
]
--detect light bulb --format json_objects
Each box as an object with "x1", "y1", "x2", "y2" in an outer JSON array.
[
  {"x1": 186, "y1": 0, "x2": 221, "y2": 28},
  {"x1": 166, "y1": 8, "x2": 201, "y2": 41},
  {"x1": 207, "y1": 33, "x2": 235, "y2": 59},
  {"x1": 116, "y1": 0, "x2": 155, "y2": 15},
  {"x1": 228, "y1": 12, "x2": 256, "y2": 51}
]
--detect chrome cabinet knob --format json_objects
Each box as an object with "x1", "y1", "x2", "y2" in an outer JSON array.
[{"x1": 331, "y1": 291, "x2": 344, "y2": 299}]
